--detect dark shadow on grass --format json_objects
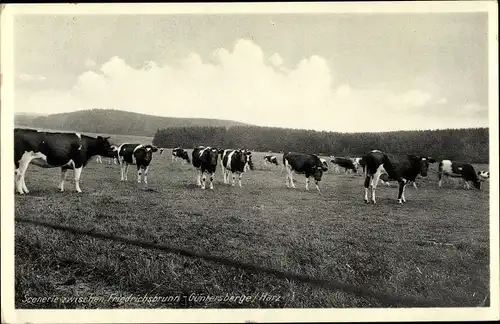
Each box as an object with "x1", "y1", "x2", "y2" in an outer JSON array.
[{"x1": 16, "y1": 216, "x2": 479, "y2": 308}]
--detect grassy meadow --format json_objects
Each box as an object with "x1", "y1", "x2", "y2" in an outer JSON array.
[{"x1": 14, "y1": 135, "x2": 490, "y2": 308}]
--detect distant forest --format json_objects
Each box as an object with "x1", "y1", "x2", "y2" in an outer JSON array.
[{"x1": 153, "y1": 126, "x2": 489, "y2": 163}]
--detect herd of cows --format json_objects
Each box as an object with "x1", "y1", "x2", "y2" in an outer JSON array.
[{"x1": 14, "y1": 128, "x2": 490, "y2": 204}]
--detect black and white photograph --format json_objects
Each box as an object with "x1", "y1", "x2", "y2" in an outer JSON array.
[{"x1": 1, "y1": 2, "x2": 499, "y2": 323}]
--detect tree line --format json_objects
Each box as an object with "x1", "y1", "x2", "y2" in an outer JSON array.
[{"x1": 152, "y1": 126, "x2": 489, "y2": 163}]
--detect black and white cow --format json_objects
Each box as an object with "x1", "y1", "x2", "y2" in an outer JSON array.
[
  {"x1": 283, "y1": 152, "x2": 328, "y2": 192},
  {"x1": 220, "y1": 149, "x2": 254, "y2": 187},
  {"x1": 192, "y1": 146, "x2": 219, "y2": 190},
  {"x1": 362, "y1": 150, "x2": 436, "y2": 204},
  {"x1": 171, "y1": 147, "x2": 190, "y2": 163},
  {"x1": 438, "y1": 160, "x2": 488, "y2": 190},
  {"x1": 263, "y1": 154, "x2": 279, "y2": 166},
  {"x1": 14, "y1": 128, "x2": 116, "y2": 194},
  {"x1": 331, "y1": 156, "x2": 358, "y2": 174},
  {"x1": 117, "y1": 144, "x2": 158, "y2": 184}
]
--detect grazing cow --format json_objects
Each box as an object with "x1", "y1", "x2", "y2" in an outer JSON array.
[
  {"x1": 438, "y1": 160, "x2": 487, "y2": 190},
  {"x1": 171, "y1": 147, "x2": 190, "y2": 163},
  {"x1": 117, "y1": 144, "x2": 158, "y2": 184},
  {"x1": 263, "y1": 154, "x2": 279, "y2": 166},
  {"x1": 221, "y1": 149, "x2": 254, "y2": 187},
  {"x1": 331, "y1": 156, "x2": 358, "y2": 174},
  {"x1": 14, "y1": 128, "x2": 116, "y2": 194},
  {"x1": 192, "y1": 146, "x2": 219, "y2": 189},
  {"x1": 283, "y1": 152, "x2": 328, "y2": 192},
  {"x1": 362, "y1": 150, "x2": 436, "y2": 204}
]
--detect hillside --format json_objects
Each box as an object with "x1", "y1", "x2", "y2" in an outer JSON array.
[
  {"x1": 14, "y1": 113, "x2": 48, "y2": 126},
  {"x1": 15, "y1": 109, "x2": 251, "y2": 137}
]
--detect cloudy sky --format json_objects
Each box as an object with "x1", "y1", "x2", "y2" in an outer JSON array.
[{"x1": 14, "y1": 11, "x2": 489, "y2": 132}]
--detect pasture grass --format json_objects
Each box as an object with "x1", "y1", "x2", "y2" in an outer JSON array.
[{"x1": 14, "y1": 147, "x2": 490, "y2": 308}]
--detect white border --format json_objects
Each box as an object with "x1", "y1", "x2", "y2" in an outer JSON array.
[{"x1": 2, "y1": 2, "x2": 499, "y2": 323}]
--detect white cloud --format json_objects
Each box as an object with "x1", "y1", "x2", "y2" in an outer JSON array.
[
  {"x1": 15, "y1": 39, "x2": 486, "y2": 132},
  {"x1": 269, "y1": 53, "x2": 283, "y2": 66},
  {"x1": 19, "y1": 73, "x2": 46, "y2": 82}
]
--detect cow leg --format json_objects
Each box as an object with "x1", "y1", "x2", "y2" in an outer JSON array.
[
  {"x1": 22, "y1": 175, "x2": 29, "y2": 194},
  {"x1": 364, "y1": 176, "x2": 371, "y2": 203},
  {"x1": 238, "y1": 173, "x2": 243, "y2": 187},
  {"x1": 74, "y1": 167, "x2": 83, "y2": 193},
  {"x1": 201, "y1": 172, "x2": 207, "y2": 189},
  {"x1": 119, "y1": 159, "x2": 125, "y2": 181},
  {"x1": 397, "y1": 181, "x2": 406, "y2": 204},
  {"x1": 137, "y1": 165, "x2": 142, "y2": 183},
  {"x1": 438, "y1": 172, "x2": 443, "y2": 188},
  {"x1": 209, "y1": 173, "x2": 214, "y2": 190},
  {"x1": 231, "y1": 172, "x2": 236, "y2": 186},
  {"x1": 371, "y1": 171, "x2": 384, "y2": 204},
  {"x1": 315, "y1": 180, "x2": 320, "y2": 192},
  {"x1": 124, "y1": 164, "x2": 129, "y2": 181},
  {"x1": 285, "y1": 168, "x2": 290, "y2": 188},
  {"x1": 196, "y1": 169, "x2": 202, "y2": 186},
  {"x1": 464, "y1": 180, "x2": 470, "y2": 190},
  {"x1": 289, "y1": 171, "x2": 296, "y2": 189},
  {"x1": 16, "y1": 155, "x2": 32, "y2": 194},
  {"x1": 143, "y1": 166, "x2": 149, "y2": 185},
  {"x1": 412, "y1": 182, "x2": 418, "y2": 189},
  {"x1": 402, "y1": 183, "x2": 408, "y2": 202},
  {"x1": 58, "y1": 168, "x2": 68, "y2": 192},
  {"x1": 305, "y1": 176, "x2": 310, "y2": 191}
]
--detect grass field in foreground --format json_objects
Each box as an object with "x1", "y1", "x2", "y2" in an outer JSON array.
[{"x1": 14, "y1": 148, "x2": 490, "y2": 308}]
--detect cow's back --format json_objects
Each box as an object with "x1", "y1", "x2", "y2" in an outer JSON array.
[
  {"x1": 119, "y1": 144, "x2": 140, "y2": 164},
  {"x1": 284, "y1": 152, "x2": 318, "y2": 172}
]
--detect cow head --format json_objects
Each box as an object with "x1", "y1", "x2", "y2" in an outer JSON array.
[
  {"x1": 320, "y1": 158, "x2": 329, "y2": 171},
  {"x1": 96, "y1": 136, "x2": 116, "y2": 157},
  {"x1": 478, "y1": 171, "x2": 490, "y2": 180},
  {"x1": 209, "y1": 147, "x2": 219, "y2": 167},
  {"x1": 408, "y1": 155, "x2": 435, "y2": 177},
  {"x1": 142, "y1": 145, "x2": 157, "y2": 162},
  {"x1": 312, "y1": 165, "x2": 325, "y2": 181},
  {"x1": 244, "y1": 150, "x2": 254, "y2": 170}
]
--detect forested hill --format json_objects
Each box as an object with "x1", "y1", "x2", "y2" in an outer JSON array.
[
  {"x1": 15, "y1": 109, "x2": 251, "y2": 137},
  {"x1": 153, "y1": 126, "x2": 489, "y2": 164}
]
